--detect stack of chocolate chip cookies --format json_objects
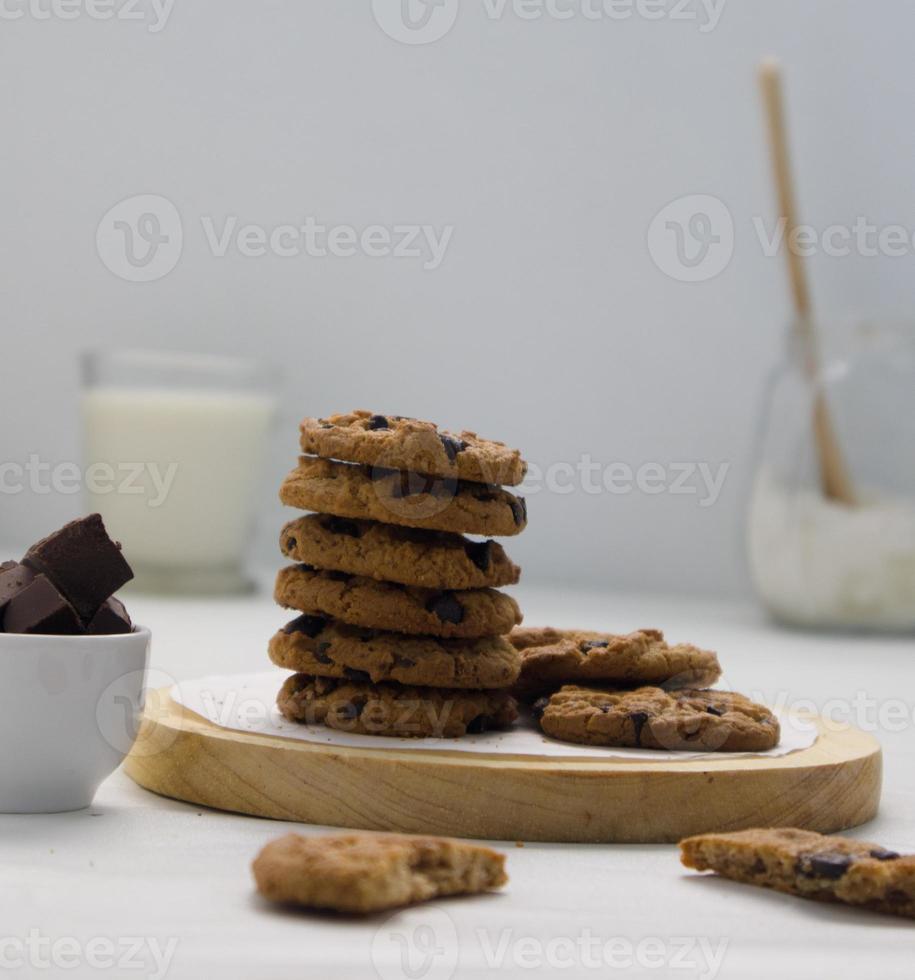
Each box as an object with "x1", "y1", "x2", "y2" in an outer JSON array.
[{"x1": 270, "y1": 410, "x2": 528, "y2": 738}]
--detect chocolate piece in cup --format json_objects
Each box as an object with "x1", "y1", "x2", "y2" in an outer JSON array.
[
  {"x1": 23, "y1": 514, "x2": 133, "y2": 622},
  {"x1": 3, "y1": 575, "x2": 84, "y2": 635},
  {"x1": 85, "y1": 597, "x2": 132, "y2": 636},
  {"x1": 0, "y1": 562, "x2": 36, "y2": 619}
]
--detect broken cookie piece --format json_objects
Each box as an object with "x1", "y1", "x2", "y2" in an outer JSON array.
[
  {"x1": 680, "y1": 828, "x2": 915, "y2": 919},
  {"x1": 252, "y1": 832, "x2": 508, "y2": 914}
]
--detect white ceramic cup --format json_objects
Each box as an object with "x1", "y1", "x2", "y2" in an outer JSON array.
[{"x1": 0, "y1": 626, "x2": 151, "y2": 813}]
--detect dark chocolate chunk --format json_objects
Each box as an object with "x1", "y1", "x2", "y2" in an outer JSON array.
[
  {"x1": 324, "y1": 517, "x2": 363, "y2": 538},
  {"x1": 466, "y1": 715, "x2": 491, "y2": 735},
  {"x1": 367, "y1": 415, "x2": 389, "y2": 430},
  {"x1": 425, "y1": 592, "x2": 464, "y2": 624},
  {"x1": 581, "y1": 640, "x2": 609, "y2": 651},
  {"x1": 509, "y1": 497, "x2": 527, "y2": 527},
  {"x1": 85, "y1": 596, "x2": 132, "y2": 635},
  {"x1": 870, "y1": 848, "x2": 901, "y2": 861},
  {"x1": 464, "y1": 540, "x2": 493, "y2": 572},
  {"x1": 0, "y1": 561, "x2": 36, "y2": 617},
  {"x1": 313, "y1": 642, "x2": 333, "y2": 664},
  {"x1": 531, "y1": 697, "x2": 549, "y2": 721},
  {"x1": 3, "y1": 574, "x2": 84, "y2": 635},
  {"x1": 285, "y1": 537, "x2": 297, "y2": 552},
  {"x1": 325, "y1": 570, "x2": 351, "y2": 583},
  {"x1": 284, "y1": 614, "x2": 328, "y2": 638},
  {"x1": 629, "y1": 711, "x2": 650, "y2": 747},
  {"x1": 706, "y1": 705, "x2": 724, "y2": 717},
  {"x1": 22, "y1": 514, "x2": 133, "y2": 622},
  {"x1": 439, "y1": 433, "x2": 467, "y2": 462},
  {"x1": 750, "y1": 858, "x2": 766, "y2": 875},
  {"x1": 343, "y1": 667, "x2": 372, "y2": 684},
  {"x1": 800, "y1": 852, "x2": 854, "y2": 879}
]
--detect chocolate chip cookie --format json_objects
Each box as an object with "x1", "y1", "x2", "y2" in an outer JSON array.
[
  {"x1": 281, "y1": 514, "x2": 520, "y2": 590},
  {"x1": 300, "y1": 410, "x2": 527, "y2": 486},
  {"x1": 253, "y1": 831, "x2": 508, "y2": 914},
  {"x1": 510, "y1": 627, "x2": 721, "y2": 697},
  {"x1": 277, "y1": 672, "x2": 519, "y2": 738},
  {"x1": 534, "y1": 686, "x2": 780, "y2": 751},
  {"x1": 280, "y1": 457, "x2": 527, "y2": 537},
  {"x1": 275, "y1": 564, "x2": 522, "y2": 638},
  {"x1": 270, "y1": 615, "x2": 521, "y2": 689},
  {"x1": 680, "y1": 828, "x2": 915, "y2": 919}
]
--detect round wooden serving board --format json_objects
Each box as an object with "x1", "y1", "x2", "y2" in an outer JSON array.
[{"x1": 124, "y1": 689, "x2": 882, "y2": 843}]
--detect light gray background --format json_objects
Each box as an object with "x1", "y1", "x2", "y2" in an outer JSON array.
[{"x1": 3, "y1": 0, "x2": 914, "y2": 595}]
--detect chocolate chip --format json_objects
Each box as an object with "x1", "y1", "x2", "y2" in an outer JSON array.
[
  {"x1": 285, "y1": 537, "x2": 297, "y2": 553},
  {"x1": 297, "y1": 563, "x2": 317, "y2": 572},
  {"x1": 473, "y1": 489, "x2": 497, "y2": 503},
  {"x1": 887, "y1": 889, "x2": 910, "y2": 906},
  {"x1": 313, "y1": 642, "x2": 333, "y2": 664},
  {"x1": 800, "y1": 852, "x2": 854, "y2": 879},
  {"x1": 706, "y1": 705, "x2": 724, "y2": 716},
  {"x1": 439, "y1": 433, "x2": 467, "y2": 462},
  {"x1": 580, "y1": 640, "x2": 609, "y2": 651},
  {"x1": 284, "y1": 614, "x2": 328, "y2": 638},
  {"x1": 394, "y1": 655, "x2": 416, "y2": 668},
  {"x1": 466, "y1": 715, "x2": 491, "y2": 734},
  {"x1": 531, "y1": 697, "x2": 549, "y2": 721},
  {"x1": 465, "y1": 540, "x2": 493, "y2": 572},
  {"x1": 319, "y1": 421, "x2": 334, "y2": 429},
  {"x1": 870, "y1": 848, "x2": 901, "y2": 861},
  {"x1": 325, "y1": 570, "x2": 351, "y2": 583},
  {"x1": 324, "y1": 517, "x2": 362, "y2": 538},
  {"x1": 510, "y1": 497, "x2": 527, "y2": 527},
  {"x1": 750, "y1": 858, "x2": 766, "y2": 874},
  {"x1": 629, "y1": 711, "x2": 650, "y2": 747},
  {"x1": 343, "y1": 667, "x2": 372, "y2": 684},
  {"x1": 598, "y1": 704, "x2": 610, "y2": 713},
  {"x1": 425, "y1": 592, "x2": 464, "y2": 624},
  {"x1": 367, "y1": 415, "x2": 389, "y2": 430}
]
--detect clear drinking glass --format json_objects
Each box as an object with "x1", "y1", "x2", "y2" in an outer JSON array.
[
  {"x1": 747, "y1": 318, "x2": 915, "y2": 631},
  {"x1": 81, "y1": 349, "x2": 277, "y2": 595}
]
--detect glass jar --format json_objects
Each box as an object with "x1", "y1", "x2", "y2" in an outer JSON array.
[{"x1": 747, "y1": 318, "x2": 915, "y2": 631}]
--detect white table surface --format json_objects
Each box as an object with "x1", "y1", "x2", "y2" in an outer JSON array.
[{"x1": 2, "y1": 582, "x2": 913, "y2": 979}]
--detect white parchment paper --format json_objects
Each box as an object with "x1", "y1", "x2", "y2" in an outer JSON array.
[{"x1": 171, "y1": 670, "x2": 818, "y2": 761}]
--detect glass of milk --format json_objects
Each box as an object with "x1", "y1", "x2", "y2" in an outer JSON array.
[
  {"x1": 81, "y1": 349, "x2": 277, "y2": 595},
  {"x1": 748, "y1": 318, "x2": 915, "y2": 631}
]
